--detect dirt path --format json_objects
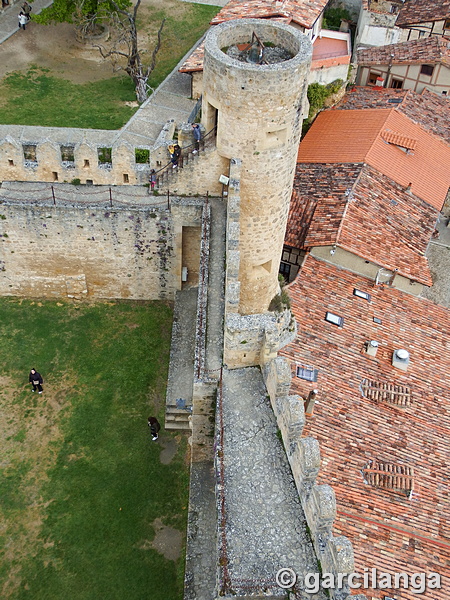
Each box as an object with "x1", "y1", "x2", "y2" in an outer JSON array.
[{"x1": 0, "y1": 0, "x2": 188, "y2": 83}]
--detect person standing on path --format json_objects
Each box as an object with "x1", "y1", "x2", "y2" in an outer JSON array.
[
  {"x1": 18, "y1": 12, "x2": 28, "y2": 30},
  {"x1": 148, "y1": 416, "x2": 161, "y2": 441},
  {"x1": 21, "y1": 1, "x2": 32, "y2": 19},
  {"x1": 29, "y1": 368, "x2": 43, "y2": 393},
  {"x1": 192, "y1": 124, "x2": 201, "y2": 154}
]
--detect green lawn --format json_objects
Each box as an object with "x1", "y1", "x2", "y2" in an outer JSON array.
[
  {"x1": 0, "y1": 3, "x2": 220, "y2": 129},
  {"x1": 0, "y1": 299, "x2": 188, "y2": 600}
]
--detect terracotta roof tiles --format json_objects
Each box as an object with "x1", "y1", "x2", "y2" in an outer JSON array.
[
  {"x1": 287, "y1": 163, "x2": 436, "y2": 285},
  {"x1": 297, "y1": 107, "x2": 450, "y2": 210},
  {"x1": 396, "y1": 0, "x2": 450, "y2": 27},
  {"x1": 210, "y1": 0, "x2": 328, "y2": 29},
  {"x1": 336, "y1": 87, "x2": 450, "y2": 145},
  {"x1": 280, "y1": 255, "x2": 450, "y2": 599},
  {"x1": 357, "y1": 35, "x2": 450, "y2": 68}
]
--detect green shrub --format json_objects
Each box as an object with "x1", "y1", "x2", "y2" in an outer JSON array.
[
  {"x1": 71, "y1": 178, "x2": 81, "y2": 186},
  {"x1": 322, "y1": 7, "x2": 352, "y2": 30},
  {"x1": 135, "y1": 148, "x2": 150, "y2": 164}
]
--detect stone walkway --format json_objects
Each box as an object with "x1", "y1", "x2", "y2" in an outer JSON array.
[
  {"x1": 220, "y1": 367, "x2": 326, "y2": 599},
  {"x1": 0, "y1": 0, "x2": 53, "y2": 44}
]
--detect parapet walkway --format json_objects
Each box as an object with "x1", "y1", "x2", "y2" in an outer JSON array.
[
  {"x1": 0, "y1": 0, "x2": 53, "y2": 44},
  {"x1": 219, "y1": 367, "x2": 326, "y2": 599}
]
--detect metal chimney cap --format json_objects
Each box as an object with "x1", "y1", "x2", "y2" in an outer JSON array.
[
  {"x1": 395, "y1": 349, "x2": 409, "y2": 360},
  {"x1": 369, "y1": 340, "x2": 379, "y2": 347}
]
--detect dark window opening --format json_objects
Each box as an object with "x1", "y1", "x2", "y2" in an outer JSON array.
[
  {"x1": 84, "y1": 159, "x2": 90, "y2": 168},
  {"x1": 23, "y1": 144, "x2": 37, "y2": 162},
  {"x1": 420, "y1": 64, "x2": 434, "y2": 77},
  {"x1": 60, "y1": 145, "x2": 75, "y2": 162},
  {"x1": 86, "y1": 179, "x2": 93, "y2": 185},
  {"x1": 279, "y1": 262, "x2": 291, "y2": 280},
  {"x1": 390, "y1": 78, "x2": 403, "y2": 89},
  {"x1": 368, "y1": 71, "x2": 380, "y2": 85},
  {"x1": 52, "y1": 172, "x2": 58, "y2": 182},
  {"x1": 123, "y1": 173, "x2": 129, "y2": 183},
  {"x1": 8, "y1": 159, "x2": 14, "y2": 166}
]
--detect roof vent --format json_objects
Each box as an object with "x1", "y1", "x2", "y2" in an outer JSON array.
[
  {"x1": 392, "y1": 348, "x2": 410, "y2": 371},
  {"x1": 363, "y1": 460, "x2": 414, "y2": 497},
  {"x1": 365, "y1": 340, "x2": 379, "y2": 357}
]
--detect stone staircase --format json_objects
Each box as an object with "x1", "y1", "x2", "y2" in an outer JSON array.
[
  {"x1": 165, "y1": 403, "x2": 192, "y2": 431},
  {"x1": 156, "y1": 148, "x2": 201, "y2": 189}
]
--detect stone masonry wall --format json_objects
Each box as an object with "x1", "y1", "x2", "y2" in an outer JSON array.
[
  {"x1": 263, "y1": 357, "x2": 368, "y2": 600},
  {"x1": 0, "y1": 191, "x2": 203, "y2": 300},
  {"x1": 223, "y1": 159, "x2": 296, "y2": 369}
]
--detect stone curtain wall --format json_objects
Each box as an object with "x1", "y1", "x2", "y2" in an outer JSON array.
[
  {"x1": 263, "y1": 357, "x2": 368, "y2": 600},
  {"x1": 0, "y1": 194, "x2": 203, "y2": 300}
]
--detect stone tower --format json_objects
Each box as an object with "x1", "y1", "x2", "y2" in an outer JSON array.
[{"x1": 202, "y1": 19, "x2": 312, "y2": 314}]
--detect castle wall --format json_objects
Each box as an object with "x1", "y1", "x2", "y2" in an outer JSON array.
[
  {"x1": 203, "y1": 20, "x2": 312, "y2": 315},
  {"x1": 0, "y1": 192, "x2": 203, "y2": 300}
]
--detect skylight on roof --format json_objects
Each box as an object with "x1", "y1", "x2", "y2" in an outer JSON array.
[
  {"x1": 353, "y1": 289, "x2": 371, "y2": 301},
  {"x1": 296, "y1": 365, "x2": 318, "y2": 382},
  {"x1": 325, "y1": 312, "x2": 344, "y2": 327}
]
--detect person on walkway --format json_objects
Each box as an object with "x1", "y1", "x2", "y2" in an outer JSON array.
[
  {"x1": 21, "y1": 1, "x2": 32, "y2": 19},
  {"x1": 2, "y1": 0, "x2": 10, "y2": 9},
  {"x1": 29, "y1": 368, "x2": 43, "y2": 393},
  {"x1": 18, "y1": 12, "x2": 28, "y2": 30},
  {"x1": 149, "y1": 169, "x2": 156, "y2": 191},
  {"x1": 170, "y1": 144, "x2": 181, "y2": 168},
  {"x1": 192, "y1": 124, "x2": 201, "y2": 154},
  {"x1": 148, "y1": 416, "x2": 161, "y2": 441}
]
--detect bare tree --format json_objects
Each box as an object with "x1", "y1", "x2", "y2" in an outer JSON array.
[{"x1": 95, "y1": 0, "x2": 165, "y2": 104}]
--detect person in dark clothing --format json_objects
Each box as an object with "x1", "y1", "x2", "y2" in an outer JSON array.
[
  {"x1": 148, "y1": 416, "x2": 161, "y2": 441},
  {"x1": 171, "y1": 144, "x2": 181, "y2": 168},
  {"x1": 29, "y1": 368, "x2": 43, "y2": 393},
  {"x1": 192, "y1": 123, "x2": 201, "y2": 153},
  {"x1": 21, "y1": 1, "x2": 32, "y2": 18}
]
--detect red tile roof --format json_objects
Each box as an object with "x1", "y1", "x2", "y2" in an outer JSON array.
[
  {"x1": 179, "y1": 40, "x2": 205, "y2": 73},
  {"x1": 337, "y1": 87, "x2": 450, "y2": 145},
  {"x1": 396, "y1": 0, "x2": 450, "y2": 27},
  {"x1": 210, "y1": 0, "x2": 328, "y2": 29},
  {"x1": 297, "y1": 107, "x2": 450, "y2": 210},
  {"x1": 280, "y1": 255, "x2": 450, "y2": 600},
  {"x1": 357, "y1": 35, "x2": 450, "y2": 68},
  {"x1": 287, "y1": 163, "x2": 436, "y2": 285}
]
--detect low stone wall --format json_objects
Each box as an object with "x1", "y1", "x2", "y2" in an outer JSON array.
[{"x1": 262, "y1": 357, "x2": 368, "y2": 600}]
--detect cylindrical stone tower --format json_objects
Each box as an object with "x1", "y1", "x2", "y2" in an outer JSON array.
[{"x1": 202, "y1": 19, "x2": 312, "y2": 315}]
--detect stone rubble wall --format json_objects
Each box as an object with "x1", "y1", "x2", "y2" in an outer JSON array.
[
  {"x1": 262, "y1": 356, "x2": 368, "y2": 600},
  {"x1": 0, "y1": 191, "x2": 203, "y2": 300}
]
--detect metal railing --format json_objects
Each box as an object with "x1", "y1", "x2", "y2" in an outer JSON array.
[{"x1": 155, "y1": 126, "x2": 217, "y2": 188}]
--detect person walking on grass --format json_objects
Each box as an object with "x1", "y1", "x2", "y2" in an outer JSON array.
[
  {"x1": 18, "y1": 11, "x2": 28, "y2": 30},
  {"x1": 29, "y1": 368, "x2": 43, "y2": 393},
  {"x1": 148, "y1": 416, "x2": 161, "y2": 441}
]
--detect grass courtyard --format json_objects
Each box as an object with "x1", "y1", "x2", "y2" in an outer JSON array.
[
  {"x1": 0, "y1": 298, "x2": 189, "y2": 600},
  {"x1": 0, "y1": 1, "x2": 220, "y2": 129}
]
